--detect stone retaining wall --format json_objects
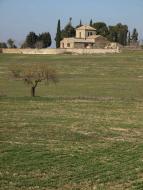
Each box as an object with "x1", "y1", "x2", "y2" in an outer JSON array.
[{"x1": 2, "y1": 48, "x2": 120, "y2": 55}]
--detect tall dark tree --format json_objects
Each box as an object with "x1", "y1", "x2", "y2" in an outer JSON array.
[
  {"x1": 108, "y1": 26, "x2": 118, "y2": 42},
  {"x1": 76, "y1": 20, "x2": 83, "y2": 28},
  {"x1": 80, "y1": 20, "x2": 82, "y2": 27},
  {"x1": 23, "y1": 31, "x2": 51, "y2": 49},
  {"x1": 116, "y1": 23, "x2": 128, "y2": 46},
  {"x1": 0, "y1": 42, "x2": 8, "y2": 48},
  {"x1": 39, "y1": 32, "x2": 52, "y2": 48},
  {"x1": 25, "y1": 32, "x2": 38, "y2": 48},
  {"x1": 92, "y1": 22, "x2": 109, "y2": 37},
  {"x1": 131, "y1": 28, "x2": 138, "y2": 43},
  {"x1": 90, "y1": 19, "x2": 93, "y2": 26},
  {"x1": 108, "y1": 23, "x2": 128, "y2": 46},
  {"x1": 55, "y1": 20, "x2": 62, "y2": 48}
]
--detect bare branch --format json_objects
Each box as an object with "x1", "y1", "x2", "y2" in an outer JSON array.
[{"x1": 11, "y1": 63, "x2": 58, "y2": 97}]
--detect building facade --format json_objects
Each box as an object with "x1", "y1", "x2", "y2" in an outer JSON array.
[{"x1": 60, "y1": 25, "x2": 110, "y2": 49}]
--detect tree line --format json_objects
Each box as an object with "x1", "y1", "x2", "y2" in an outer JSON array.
[
  {"x1": 55, "y1": 19, "x2": 139, "y2": 47},
  {"x1": 21, "y1": 32, "x2": 52, "y2": 49},
  {"x1": 0, "y1": 19, "x2": 139, "y2": 48},
  {"x1": 0, "y1": 38, "x2": 17, "y2": 48}
]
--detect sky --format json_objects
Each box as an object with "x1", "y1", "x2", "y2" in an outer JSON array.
[{"x1": 0, "y1": 0, "x2": 143, "y2": 47}]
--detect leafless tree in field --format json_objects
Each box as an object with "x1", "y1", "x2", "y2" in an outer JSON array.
[{"x1": 11, "y1": 64, "x2": 58, "y2": 97}]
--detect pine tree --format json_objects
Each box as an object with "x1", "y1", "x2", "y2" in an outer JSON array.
[
  {"x1": 39, "y1": 32, "x2": 52, "y2": 48},
  {"x1": 61, "y1": 18, "x2": 76, "y2": 38},
  {"x1": 93, "y1": 22, "x2": 109, "y2": 37},
  {"x1": 25, "y1": 32, "x2": 38, "y2": 48},
  {"x1": 55, "y1": 20, "x2": 62, "y2": 48}
]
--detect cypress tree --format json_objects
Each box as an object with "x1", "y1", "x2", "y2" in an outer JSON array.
[
  {"x1": 80, "y1": 20, "x2": 82, "y2": 26},
  {"x1": 76, "y1": 20, "x2": 82, "y2": 28},
  {"x1": 90, "y1": 19, "x2": 93, "y2": 26},
  {"x1": 131, "y1": 28, "x2": 138, "y2": 43},
  {"x1": 55, "y1": 19, "x2": 62, "y2": 48}
]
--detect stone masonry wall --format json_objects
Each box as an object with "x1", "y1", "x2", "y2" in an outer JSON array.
[{"x1": 2, "y1": 48, "x2": 120, "y2": 55}]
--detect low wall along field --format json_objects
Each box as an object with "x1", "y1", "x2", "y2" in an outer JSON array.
[{"x1": 2, "y1": 48, "x2": 120, "y2": 55}]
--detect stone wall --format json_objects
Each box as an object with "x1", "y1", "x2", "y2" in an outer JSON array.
[
  {"x1": 2, "y1": 48, "x2": 66, "y2": 54},
  {"x1": 66, "y1": 48, "x2": 120, "y2": 54},
  {"x1": 2, "y1": 48, "x2": 120, "y2": 55}
]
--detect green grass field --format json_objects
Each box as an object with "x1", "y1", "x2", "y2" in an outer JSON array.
[{"x1": 1, "y1": 52, "x2": 143, "y2": 189}]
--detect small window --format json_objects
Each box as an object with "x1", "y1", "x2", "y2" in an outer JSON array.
[
  {"x1": 67, "y1": 43, "x2": 70, "y2": 47},
  {"x1": 90, "y1": 32, "x2": 93, "y2": 36}
]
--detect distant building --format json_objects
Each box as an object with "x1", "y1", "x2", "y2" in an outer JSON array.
[{"x1": 60, "y1": 25, "x2": 110, "y2": 49}]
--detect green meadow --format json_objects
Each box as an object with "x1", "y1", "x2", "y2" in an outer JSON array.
[{"x1": 1, "y1": 52, "x2": 143, "y2": 189}]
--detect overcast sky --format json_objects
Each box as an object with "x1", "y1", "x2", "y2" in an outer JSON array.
[{"x1": 0, "y1": 0, "x2": 143, "y2": 47}]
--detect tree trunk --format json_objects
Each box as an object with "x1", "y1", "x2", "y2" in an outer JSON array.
[{"x1": 31, "y1": 86, "x2": 36, "y2": 97}]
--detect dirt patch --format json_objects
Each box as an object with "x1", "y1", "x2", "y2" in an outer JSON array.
[{"x1": 110, "y1": 127, "x2": 129, "y2": 132}]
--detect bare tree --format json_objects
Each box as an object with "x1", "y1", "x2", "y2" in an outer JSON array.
[{"x1": 11, "y1": 64, "x2": 58, "y2": 97}]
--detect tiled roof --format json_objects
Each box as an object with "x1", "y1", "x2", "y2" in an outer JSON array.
[
  {"x1": 76, "y1": 25, "x2": 96, "y2": 31},
  {"x1": 87, "y1": 35, "x2": 102, "y2": 39}
]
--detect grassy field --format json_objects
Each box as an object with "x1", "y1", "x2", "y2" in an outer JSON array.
[{"x1": 1, "y1": 52, "x2": 143, "y2": 189}]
